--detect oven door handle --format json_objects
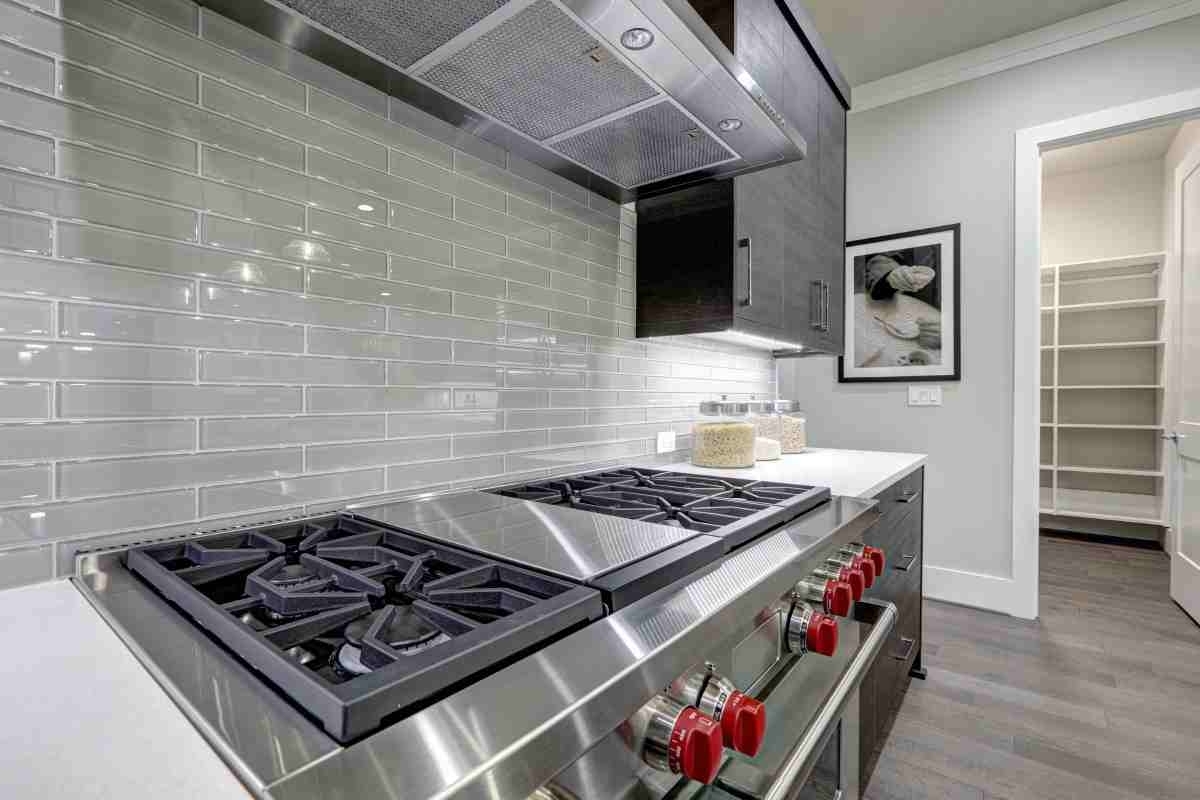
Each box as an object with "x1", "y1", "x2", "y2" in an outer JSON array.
[{"x1": 757, "y1": 600, "x2": 897, "y2": 800}]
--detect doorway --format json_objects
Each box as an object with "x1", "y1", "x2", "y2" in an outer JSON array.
[{"x1": 1012, "y1": 89, "x2": 1200, "y2": 620}]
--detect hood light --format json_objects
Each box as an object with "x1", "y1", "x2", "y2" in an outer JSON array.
[
  {"x1": 620, "y1": 27, "x2": 654, "y2": 50},
  {"x1": 718, "y1": 118, "x2": 743, "y2": 132}
]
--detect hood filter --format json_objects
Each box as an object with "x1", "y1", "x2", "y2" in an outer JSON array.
[{"x1": 421, "y1": 0, "x2": 658, "y2": 141}]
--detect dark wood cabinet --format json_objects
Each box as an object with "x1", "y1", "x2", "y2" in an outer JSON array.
[
  {"x1": 858, "y1": 468, "x2": 925, "y2": 794},
  {"x1": 635, "y1": 0, "x2": 848, "y2": 354}
]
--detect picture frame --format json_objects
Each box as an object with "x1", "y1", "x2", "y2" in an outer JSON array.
[{"x1": 838, "y1": 223, "x2": 962, "y2": 383}]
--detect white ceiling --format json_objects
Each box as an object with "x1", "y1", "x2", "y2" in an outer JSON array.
[
  {"x1": 801, "y1": 0, "x2": 1130, "y2": 85},
  {"x1": 1042, "y1": 124, "x2": 1182, "y2": 176}
]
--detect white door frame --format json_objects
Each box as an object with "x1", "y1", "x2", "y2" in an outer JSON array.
[{"x1": 1012, "y1": 88, "x2": 1200, "y2": 620}]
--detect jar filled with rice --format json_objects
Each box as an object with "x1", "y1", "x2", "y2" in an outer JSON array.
[{"x1": 692, "y1": 399, "x2": 756, "y2": 468}]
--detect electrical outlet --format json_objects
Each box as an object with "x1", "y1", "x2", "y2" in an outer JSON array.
[
  {"x1": 656, "y1": 431, "x2": 677, "y2": 453},
  {"x1": 907, "y1": 385, "x2": 943, "y2": 406}
]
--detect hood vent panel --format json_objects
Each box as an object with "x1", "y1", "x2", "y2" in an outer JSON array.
[
  {"x1": 279, "y1": 0, "x2": 511, "y2": 69},
  {"x1": 552, "y1": 100, "x2": 733, "y2": 188},
  {"x1": 421, "y1": 0, "x2": 658, "y2": 141}
]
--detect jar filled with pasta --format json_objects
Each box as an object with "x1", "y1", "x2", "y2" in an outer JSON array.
[{"x1": 692, "y1": 399, "x2": 756, "y2": 468}]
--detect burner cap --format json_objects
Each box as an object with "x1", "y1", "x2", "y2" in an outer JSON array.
[
  {"x1": 334, "y1": 643, "x2": 371, "y2": 677},
  {"x1": 344, "y1": 607, "x2": 445, "y2": 651},
  {"x1": 273, "y1": 561, "x2": 316, "y2": 586}
]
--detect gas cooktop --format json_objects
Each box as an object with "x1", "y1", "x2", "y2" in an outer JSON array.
[
  {"x1": 125, "y1": 515, "x2": 602, "y2": 742},
  {"x1": 492, "y1": 467, "x2": 831, "y2": 551}
]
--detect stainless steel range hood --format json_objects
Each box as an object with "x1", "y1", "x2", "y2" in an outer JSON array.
[{"x1": 196, "y1": 0, "x2": 807, "y2": 202}]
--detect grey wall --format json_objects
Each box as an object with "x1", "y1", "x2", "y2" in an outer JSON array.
[
  {"x1": 0, "y1": 0, "x2": 774, "y2": 589},
  {"x1": 782, "y1": 16, "x2": 1200, "y2": 598}
]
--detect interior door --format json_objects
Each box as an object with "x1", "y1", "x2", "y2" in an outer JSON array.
[{"x1": 1170, "y1": 138, "x2": 1200, "y2": 622}]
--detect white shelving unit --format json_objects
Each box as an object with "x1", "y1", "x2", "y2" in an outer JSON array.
[{"x1": 1039, "y1": 252, "x2": 1168, "y2": 528}]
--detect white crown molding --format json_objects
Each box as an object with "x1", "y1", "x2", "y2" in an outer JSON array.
[{"x1": 850, "y1": 0, "x2": 1200, "y2": 113}]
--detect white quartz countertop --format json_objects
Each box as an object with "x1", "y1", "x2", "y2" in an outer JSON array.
[
  {"x1": 0, "y1": 580, "x2": 248, "y2": 800},
  {"x1": 664, "y1": 447, "x2": 926, "y2": 498}
]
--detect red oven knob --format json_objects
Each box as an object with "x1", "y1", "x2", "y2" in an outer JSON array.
[
  {"x1": 816, "y1": 562, "x2": 865, "y2": 600},
  {"x1": 794, "y1": 576, "x2": 854, "y2": 616},
  {"x1": 621, "y1": 694, "x2": 723, "y2": 783},
  {"x1": 827, "y1": 552, "x2": 873, "y2": 590},
  {"x1": 784, "y1": 602, "x2": 839, "y2": 657},
  {"x1": 843, "y1": 543, "x2": 886, "y2": 576},
  {"x1": 670, "y1": 667, "x2": 767, "y2": 757}
]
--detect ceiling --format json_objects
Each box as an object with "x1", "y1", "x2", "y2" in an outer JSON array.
[
  {"x1": 1042, "y1": 123, "x2": 1183, "y2": 176},
  {"x1": 801, "y1": 0, "x2": 1130, "y2": 86}
]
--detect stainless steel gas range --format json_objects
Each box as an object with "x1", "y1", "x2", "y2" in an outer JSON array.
[{"x1": 75, "y1": 467, "x2": 894, "y2": 800}]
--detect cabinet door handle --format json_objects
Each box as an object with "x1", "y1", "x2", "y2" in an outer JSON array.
[
  {"x1": 895, "y1": 553, "x2": 918, "y2": 572},
  {"x1": 898, "y1": 488, "x2": 921, "y2": 505},
  {"x1": 738, "y1": 237, "x2": 752, "y2": 307},
  {"x1": 811, "y1": 280, "x2": 823, "y2": 329},
  {"x1": 892, "y1": 636, "x2": 916, "y2": 662},
  {"x1": 822, "y1": 281, "x2": 831, "y2": 331}
]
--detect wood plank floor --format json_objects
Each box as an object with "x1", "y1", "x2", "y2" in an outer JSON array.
[{"x1": 864, "y1": 535, "x2": 1200, "y2": 800}]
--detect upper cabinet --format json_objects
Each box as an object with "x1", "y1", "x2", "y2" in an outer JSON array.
[{"x1": 635, "y1": 0, "x2": 848, "y2": 355}]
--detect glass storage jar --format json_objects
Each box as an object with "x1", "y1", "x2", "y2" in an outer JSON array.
[
  {"x1": 750, "y1": 400, "x2": 783, "y2": 461},
  {"x1": 778, "y1": 401, "x2": 808, "y2": 453},
  {"x1": 692, "y1": 399, "x2": 756, "y2": 468}
]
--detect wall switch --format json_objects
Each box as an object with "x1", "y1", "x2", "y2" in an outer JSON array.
[
  {"x1": 656, "y1": 431, "x2": 677, "y2": 453},
  {"x1": 907, "y1": 385, "x2": 943, "y2": 406}
]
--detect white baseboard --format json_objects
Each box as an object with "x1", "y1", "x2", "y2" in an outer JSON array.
[{"x1": 923, "y1": 564, "x2": 1034, "y2": 619}]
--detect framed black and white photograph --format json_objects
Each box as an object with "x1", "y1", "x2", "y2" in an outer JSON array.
[{"x1": 838, "y1": 223, "x2": 961, "y2": 383}]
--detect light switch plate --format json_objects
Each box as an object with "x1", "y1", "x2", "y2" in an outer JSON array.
[
  {"x1": 656, "y1": 431, "x2": 677, "y2": 453},
  {"x1": 908, "y1": 385, "x2": 943, "y2": 406}
]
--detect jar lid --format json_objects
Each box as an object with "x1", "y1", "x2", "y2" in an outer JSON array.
[
  {"x1": 699, "y1": 399, "x2": 752, "y2": 416},
  {"x1": 773, "y1": 400, "x2": 801, "y2": 413}
]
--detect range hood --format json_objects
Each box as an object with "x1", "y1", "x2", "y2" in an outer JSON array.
[{"x1": 196, "y1": 0, "x2": 808, "y2": 202}]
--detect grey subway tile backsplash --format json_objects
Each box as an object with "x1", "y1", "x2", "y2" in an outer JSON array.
[{"x1": 0, "y1": 0, "x2": 772, "y2": 587}]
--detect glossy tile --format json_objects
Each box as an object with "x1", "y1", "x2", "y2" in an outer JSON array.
[
  {"x1": 199, "y1": 10, "x2": 383, "y2": 116},
  {"x1": 308, "y1": 209, "x2": 450, "y2": 265},
  {"x1": 453, "y1": 295, "x2": 548, "y2": 327},
  {"x1": 549, "y1": 312, "x2": 621, "y2": 338},
  {"x1": 307, "y1": 267, "x2": 451, "y2": 313},
  {"x1": 508, "y1": 154, "x2": 589, "y2": 205},
  {"x1": 505, "y1": 324, "x2": 587, "y2": 352},
  {"x1": 505, "y1": 441, "x2": 646, "y2": 473},
  {"x1": 199, "y1": 283, "x2": 383, "y2": 330},
  {"x1": 204, "y1": 216, "x2": 386, "y2": 277},
  {"x1": 0, "y1": 255, "x2": 190, "y2": 311},
  {"x1": 58, "y1": 383, "x2": 301, "y2": 418},
  {"x1": 506, "y1": 196, "x2": 590, "y2": 241},
  {"x1": 0, "y1": 464, "x2": 50, "y2": 506},
  {"x1": 507, "y1": 283, "x2": 588, "y2": 315},
  {"x1": 60, "y1": 144, "x2": 303, "y2": 231},
  {"x1": 58, "y1": 223, "x2": 303, "y2": 291},
  {"x1": 202, "y1": 79, "x2": 384, "y2": 169},
  {"x1": 201, "y1": 147, "x2": 382, "y2": 224},
  {"x1": 549, "y1": 425, "x2": 618, "y2": 446},
  {"x1": 0, "y1": 83, "x2": 196, "y2": 170},
  {"x1": 386, "y1": 411, "x2": 502, "y2": 438},
  {"x1": 58, "y1": 448, "x2": 303, "y2": 499},
  {"x1": 0, "y1": 39, "x2": 52, "y2": 92},
  {"x1": 453, "y1": 151, "x2": 549, "y2": 207},
  {"x1": 387, "y1": 309, "x2": 504, "y2": 343},
  {"x1": 200, "y1": 415, "x2": 384, "y2": 449},
  {"x1": 505, "y1": 369, "x2": 588, "y2": 389},
  {"x1": 388, "y1": 255, "x2": 505, "y2": 298},
  {"x1": 551, "y1": 271, "x2": 619, "y2": 302},
  {"x1": 307, "y1": 328, "x2": 450, "y2": 361},
  {"x1": 453, "y1": 246, "x2": 550, "y2": 287},
  {"x1": 453, "y1": 430, "x2": 547, "y2": 457},
  {"x1": 308, "y1": 150, "x2": 451, "y2": 217},
  {"x1": 307, "y1": 87, "x2": 448, "y2": 166},
  {"x1": 0, "y1": 340, "x2": 194, "y2": 381},
  {"x1": 306, "y1": 437, "x2": 450, "y2": 471},
  {"x1": 119, "y1": 0, "x2": 197, "y2": 32},
  {"x1": 58, "y1": 64, "x2": 302, "y2": 169},
  {"x1": 0, "y1": 297, "x2": 51, "y2": 337},
  {"x1": 307, "y1": 386, "x2": 450, "y2": 413},
  {"x1": 453, "y1": 199, "x2": 550, "y2": 247},
  {"x1": 0, "y1": 544, "x2": 53, "y2": 590},
  {"x1": 453, "y1": 342, "x2": 548, "y2": 367},
  {"x1": 589, "y1": 371, "x2": 644, "y2": 390},
  {"x1": 0, "y1": 382, "x2": 48, "y2": 419},
  {"x1": 0, "y1": 1, "x2": 196, "y2": 100},
  {"x1": 0, "y1": 420, "x2": 194, "y2": 461},
  {"x1": 453, "y1": 389, "x2": 547, "y2": 410},
  {"x1": 0, "y1": 125, "x2": 51, "y2": 174},
  {"x1": 0, "y1": 209, "x2": 50, "y2": 254},
  {"x1": 551, "y1": 351, "x2": 618, "y2": 372},
  {"x1": 389, "y1": 96, "x2": 505, "y2": 167},
  {"x1": 389, "y1": 202, "x2": 504, "y2": 255},
  {"x1": 505, "y1": 409, "x2": 586, "y2": 430},
  {"x1": 551, "y1": 193, "x2": 619, "y2": 235},
  {"x1": 387, "y1": 149, "x2": 458, "y2": 195},
  {"x1": 59, "y1": 0, "x2": 303, "y2": 108},
  {"x1": 200, "y1": 352, "x2": 384, "y2": 385},
  {"x1": 385, "y1": 363, "x2": 502, "y2": 388},
  {"x1": 60, "y1": 303, "x2": 302, "y2": 352},
  {"x1": 507, "y1": 239, "x2": 583, "y2": 275},
  {"x1": 0, "y1": 169, "x2": 197, "y2": 241},
  {"x1": 551, "y1": 231, "x2": 619, "y2": 268},
  {"x1": 387, "y1": 456, "x2": 504, "y2": 490},
  {"x1": 0, "y1": 489, "x2": 195, "y2": 546},
  {"x1": 199, "y1": 468, "x2": 383, "y2": 517}
]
